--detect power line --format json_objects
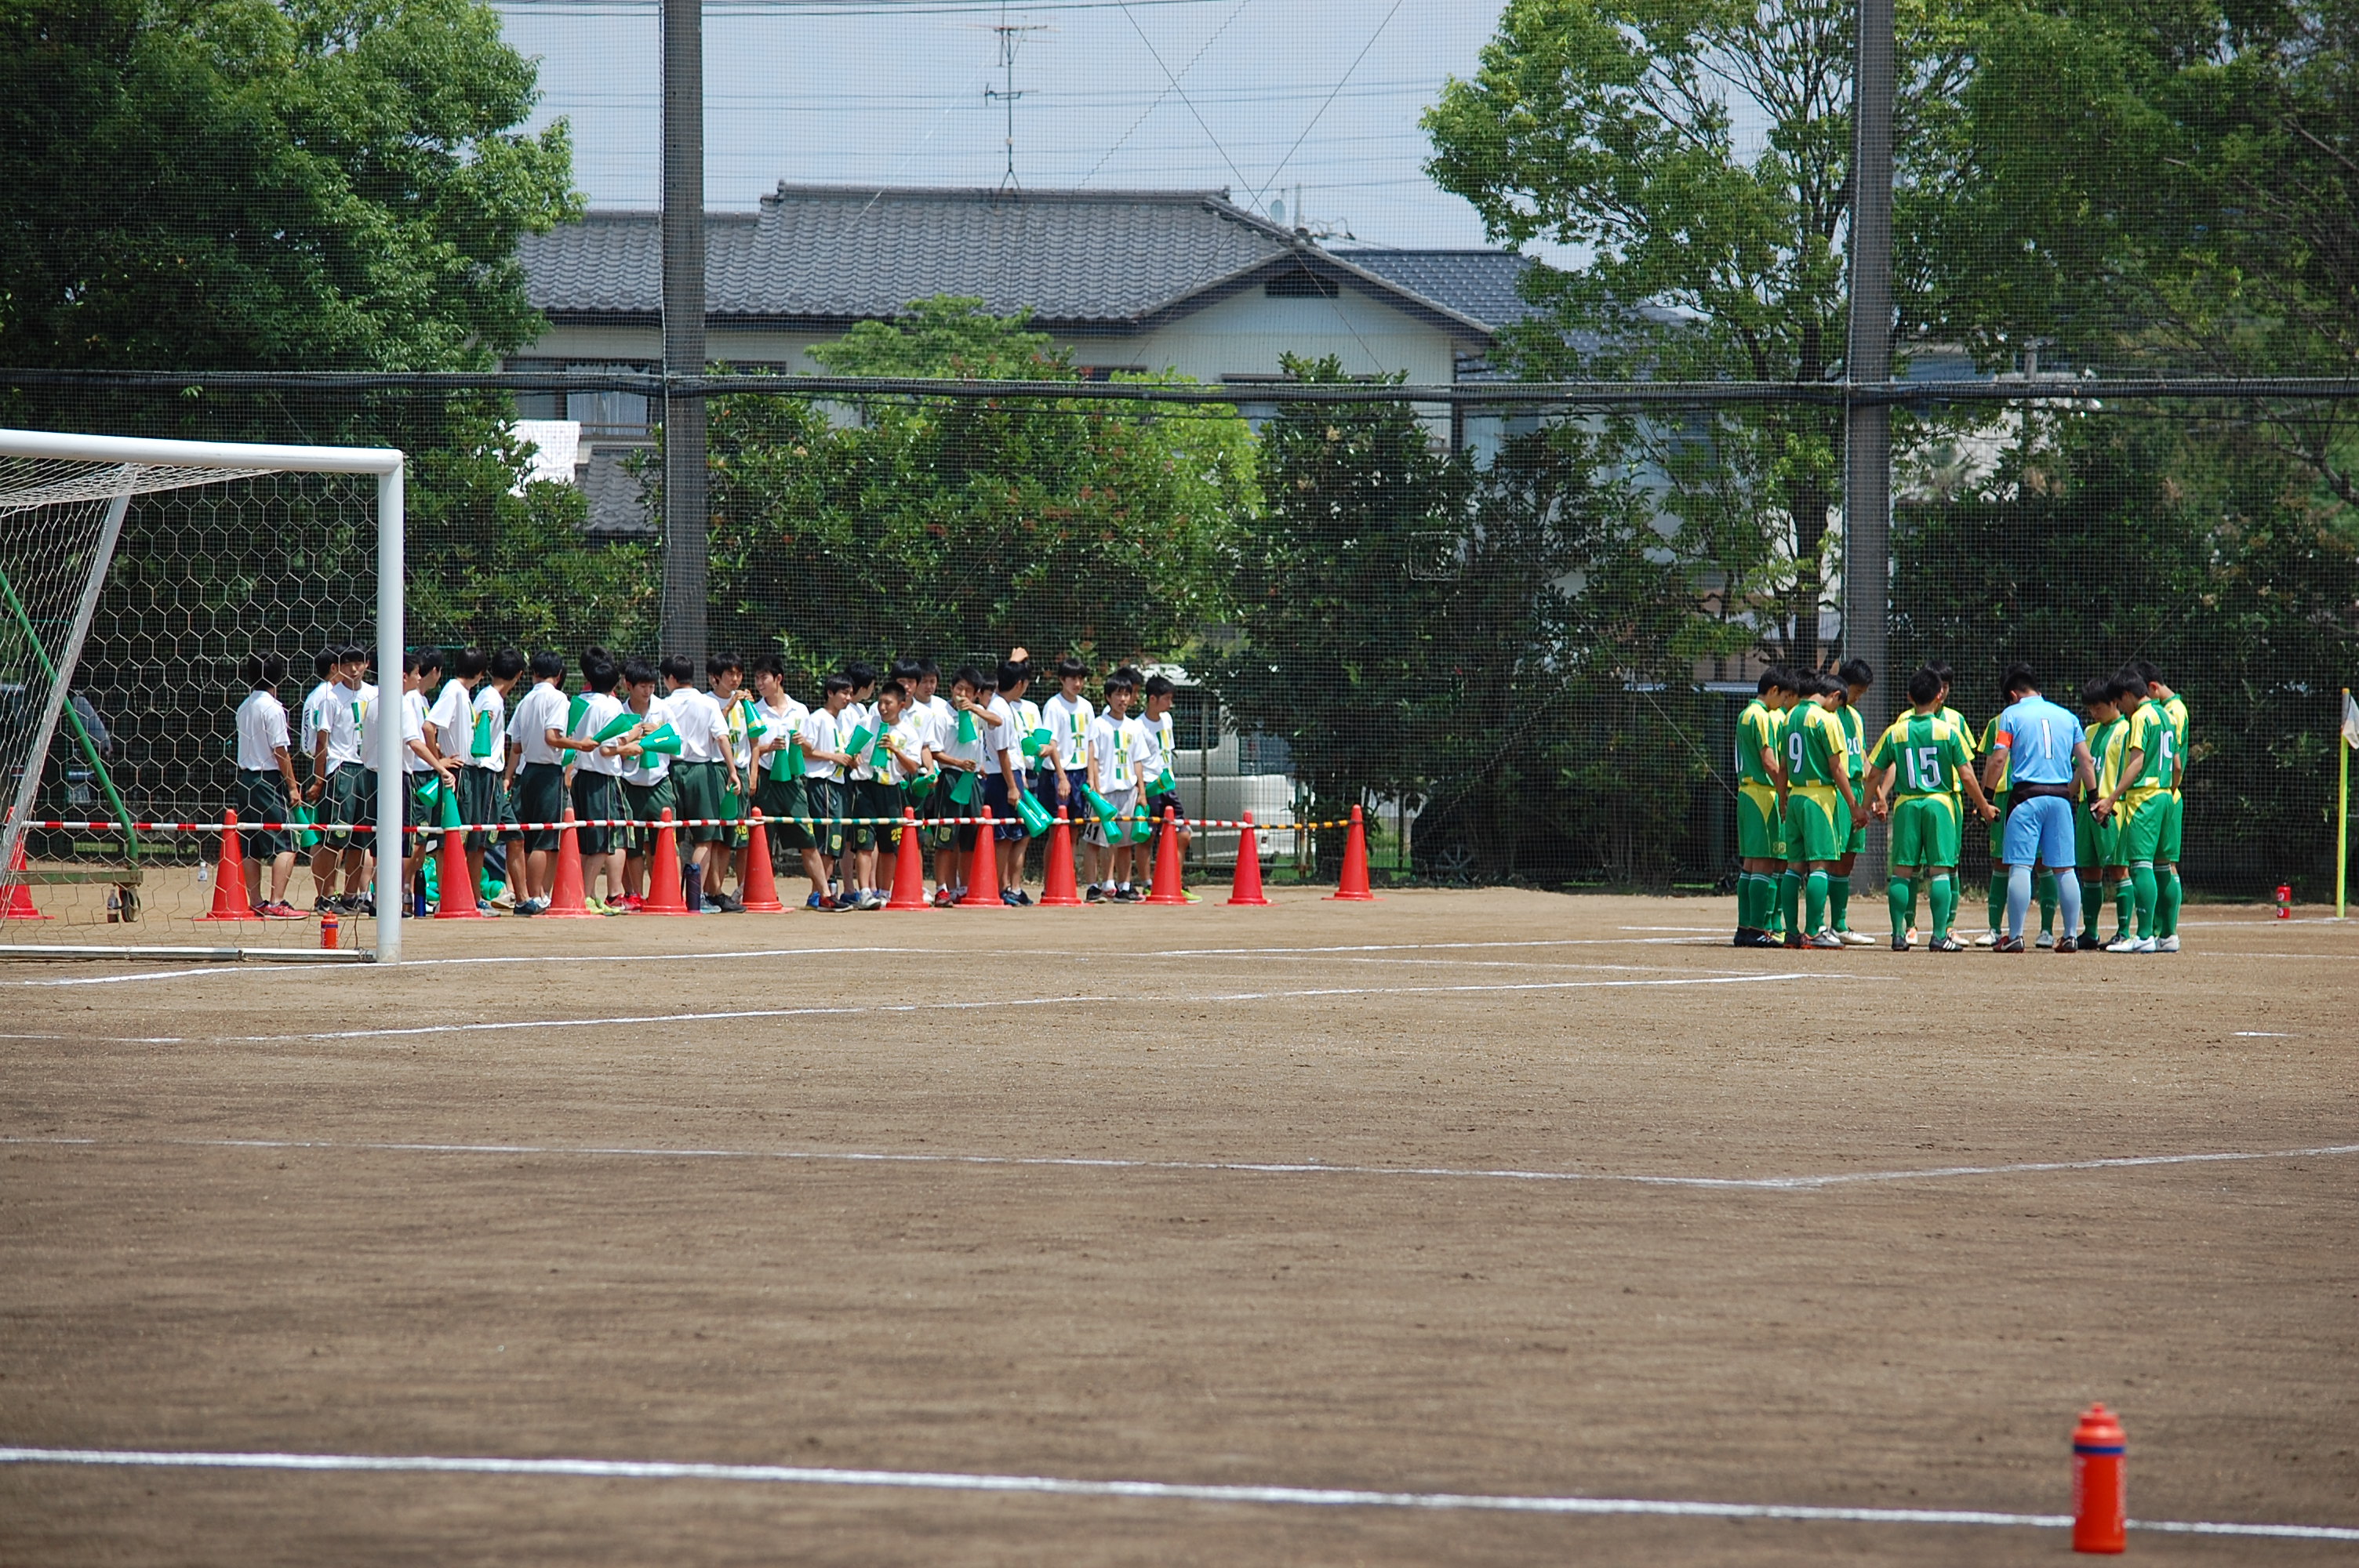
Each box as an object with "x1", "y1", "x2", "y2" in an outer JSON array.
[{"x1": 1251, "y1": 0, "x2": 1404, "y2": 212}]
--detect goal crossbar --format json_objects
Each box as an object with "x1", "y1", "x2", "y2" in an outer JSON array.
[{"x1": 0, "y1": 428, "x2": 408, "y2": 962}]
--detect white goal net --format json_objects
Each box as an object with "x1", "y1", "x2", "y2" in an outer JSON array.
[{"x1": 0, "y1": 430, "x2": 405, "y2": 962}]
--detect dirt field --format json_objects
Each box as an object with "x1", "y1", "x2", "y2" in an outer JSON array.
[{"x1": 2, "y1": 889, "x2": 2354, "y2": 1564}]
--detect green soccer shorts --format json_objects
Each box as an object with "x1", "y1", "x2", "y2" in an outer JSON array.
[
  {"x1": 2074, "y1": 800, "x2": 2124, "y2": 871},
  {"x1": 757, "y1": 774, "x2": 812, "y2": 851},
  {"x1": 454, "y1": 766, "x2": 501, "y2": 852},
  {"x1": 621, "y1": 776, "x2": 677, "y2": 855},
  {"x1": 318, "y1": 764, "x2": 368, "y2": 848},
  {"x1": 1783, "y1": 786, "x2": 1846, "y2": 863},
  {"x1": 1888, "y1": 794, "x2": 1961, "y2": 869},
  {"x1": 1987, "y1": 792, "x2": 2011, "y2": 860},
  {"x1": 2161, "y1": 790, "x2": 2183, "y2": 863},
  {"x1": 569, "y1": 771, "x2": 623, "y2": 857},
  {"x1": 515, "y1": 761, "x2": 568, "y2": 853},
  {"x1": 2120, "y1": 791, "x2": 2169, "y2": 864},
  {"x1": 670, "y1": 760, "x2": 729, "y2": 844},
  {"x1": 1737, "y1": 782, "x2": 1784, "y2": 860}
]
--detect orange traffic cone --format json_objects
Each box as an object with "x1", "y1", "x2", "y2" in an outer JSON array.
[
  {"x1": 434, "y1": 804, "x2": 486, "y2": 920},
  {"x1": 0, "y1": 838, "x2": 50, "y2": 921},
  {"x1": 1038, "y1": 808, "x2": 1082, "y2": 906},
  {"x1": 642, "y1": 808, "x2": 692, "y2": 915},
  {"x1": 540, "y1": 809, "x2": 596, "y2": 918},
  {"x1": 956, "y1": 807, "x2": 1003, "y2": 907},
  {"x1": 740, "y1": 811, "x2": 786, "y2": 912},
  {"x1": 1327, "y1": 803, "x2": 1376, "y2": 902},
  {"x1": 194, "y1": 808, "x2": 263, "y2": 920},
  {"x1": 1145, "y1": 805, "x2": 1187, "y2": 905},
  {"x1": 885, "y1": 809, "x2": 931, "y2": 911},
  {"x1": 1227, "y1": 812, "x2": 1270, "y2": 906}
]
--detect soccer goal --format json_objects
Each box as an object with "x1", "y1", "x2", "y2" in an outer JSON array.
[{"x1": 0, "y1": 428, "x2": 408, "y2": 963}]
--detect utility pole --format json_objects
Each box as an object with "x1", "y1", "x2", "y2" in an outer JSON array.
[
  {"x1": 660, "y1": 0, "x2": 708, "y2": 662},
  {"x1": 984, "y1": 3, "x2": 1045, "y2": 191},
  {"x1": 1845, "y1": 0, "x2": 1895, "y2": 889}
]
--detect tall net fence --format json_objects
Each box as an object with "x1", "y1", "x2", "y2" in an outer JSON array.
[{"x1": 4, "y1": 372, "x2": 2355, "y2": 908}]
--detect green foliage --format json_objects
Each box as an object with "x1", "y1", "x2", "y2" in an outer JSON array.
[
  {"x1": 687, "y1": 299, "x2": 1256, "y2": 687},
  {"x1": 0, "y1": 0, "x2": 579, "y2": 371}
]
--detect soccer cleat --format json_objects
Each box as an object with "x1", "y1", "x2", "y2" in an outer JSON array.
[
  {"x1": 932, "y1": 886, "x2": 955, "y2": 907},
  {"x1": 2128, "y1": 935, "x2": 2157, "y2": 953},
  {"x1": 1994, "y1": 935, "x2": 2026, "y2": 952},
  {"x1": 1838, "y1": 928, "x2": 1874, "y2": 946},
  {"x1": 2104, "y1": 935, "x2": 2140, "y2": 953},
  {"x1": 1084, "y1": 884, "x2": 1107, "y2": 904},
  {"x1": 1974, "y1": 931, "x2": 1997, "y2": 947},
  {"x1": 1903, "y1": 926, "x2": 1919, "y2": 948},
  {"x1": 1929, "y1": 935, "x2": 1964, "y2": 952},
  {"x1": 805, "y1": 892, "x2": 827, "y2": 910},
  {"x1": 2157, "y1": 935, "x2": 2179, "y2": 953},
  {"x1": 263, "y1": 899, "x2": 305, "y2": 920},
  {"x1": 351, "y1": 895, "x2": 376, "y2": 916},
  {"x1": 2034, "y1": 931, "x2": 2055, "y2": 949},
  {"x1": 1732, "y1": 927, "x2": 1763, "y2": 947},
  {"x1": 1807, "y1": 930, "x2": 1845, "y2": 949},
  {"x1": 1001, "y1": 888, "x2": 1025, "y2": 907},
  {"x1": 1891, "y1": 934, "x2": 1910, "y2": 952},
  {"x1": 2055, "y1": 935, "x2": 2077, "y2": 953},
  {"x1": 514, "y1": 898, "x2": 540, "y2": 917},
  {"x1": 475, "y1": 899, "x2": 499, "y2": 916},
  {"x1": 311, "y1": 896, "x2": 336, "y2": 914},
  {"x1": 1782, "y1": 931, "x2": 1804, "y2": 949}
]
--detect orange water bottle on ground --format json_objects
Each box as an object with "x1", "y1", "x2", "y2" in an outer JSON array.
[
  {"x1": 2073, "y1": 1403, "x2": 2126, "y2": 1553},
  {"x1": 2275, "y1": 884, "x2": 2292, "y2": 919}
]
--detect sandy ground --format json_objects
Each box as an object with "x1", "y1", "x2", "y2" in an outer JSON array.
[{"x1": 2, "y1": 889, "x2": 2354, "y2": 1564}]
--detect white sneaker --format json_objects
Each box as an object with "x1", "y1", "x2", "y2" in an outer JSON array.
[
  {"x1": 1839, "y1": 929, "x2": 1875, "y2": 946},
  {"x1": 2157, "y1": 935, "x2": 2179, "y2": 953},
  {"x1": 1807, "y1": 930, "x2": 1845, "y2": 949},
  {"x1": 2034, "y1": 931, "x2": 2056, "y2": 949},
  {"x1": 2129, "y1": 936, "x2": 2157, "y2": 954},
  {"x1": 1974, "y1": 931, "x2": 1997, "y2": 948},
  {"x1": 1904, "y1": 926, "x2": 1920, "y2": 948},
  {"x1": 2105, "y1": 935, "x2": 2140, "y2": 953}
]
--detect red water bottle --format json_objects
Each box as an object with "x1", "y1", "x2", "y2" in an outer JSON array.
[
  {"x1": 320, "y1": 909, "x2": 340, "y2": 951},
  {"x1": 2275, "y1": 884, "x2": 2292, "y2": 920},
  {"x1": 2073, "y1": 1403, "x2": 2126, "y2": 1553}
]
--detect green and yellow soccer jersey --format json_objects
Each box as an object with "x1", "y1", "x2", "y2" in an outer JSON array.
[
  {"x1": 1736, "y1": 699, "x2": 1785, "y2": 786},
  {"x1": 1979, "y1": 715, "x2": 2010, "y2": 793},
  {"x1": 2124, "y1": 700, "x2": 2176, "y2": 798},
  {"x1": 1868, "y1": 713, "x2": 1971, "y2": 798},
  {"x1": 1943, "y1": 706, "x2": 1976, "y2": 757},
  {"x1": 1785, "y1": 702, "x2": 1846, "y2": 787},
  {"x1": 2090, "y1": 716, "x2": 2128, "y2": 797},
  {"x1": 1836, "y1": 702, "x2": 1866, "y2": 781},
  {"x1": 2162, "y1": 694, "x2": 2190, "y2": 788}
]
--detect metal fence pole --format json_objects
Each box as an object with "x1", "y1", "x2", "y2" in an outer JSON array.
[
  {"x1": 1846, "y1": 0, "x2": 1896, "y2": 891},
  {"x1": 660, "y1": 0, "x2": 709, "y2": 664}
]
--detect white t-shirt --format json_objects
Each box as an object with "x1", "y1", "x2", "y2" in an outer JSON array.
[
  {"x1": 842, "y1": 699, "x2": 881, "y2": 781},
  {"x1": 301, "y1": 680, "x2": 336, "y2": 757},
  {"x1": 399, "y1": 688, "x2": 431, "y2": 774},
  {"x1": 507, "y1": 681, "x2": 571, "y2": 768},
  {"x1": 1136, "y1": 708, "x2": 1172, "y2": 788},
  {"x1": 319, "y1": 681, "x2": 367, "y2": 769},
  {"x1": 234, "y1": 690, "x2": 290, "y2": 771},
  {"x1": 722, "y1": 693, "x2": 758, "y2": 771},
  {"x1": 620, "y1": 699, "x2": 670, "y2": 786},
  {"x1": 979, "y1": 694, "x2": 1016, "y2": 775},
  {"x1": 1012, "y1": 695, "x2": 1044, "y2": 769},
  {"x1": 801, "y1": 706, "x2": 845, "y2": 782},
  {"x1": 940, "y1": 701, "x2": 987, "y2": 775},
  {"x1": 664, "y1": 686, "x2": 729, "y2": 764},
  {"x1": 924, "y1": 695, "x2": 954, "y2": 755},
  {"x1": 885, "y1": 710, "x2": 932, "y2": 782},
  {"x1": 752, "y1": 695, "x2": 808, "y2": 776},
  {"x1": 1088, "y1": 711, "x2": 1143, "y2": 790},
  {"x1": 1043, "y1": 691, "x2": 1092, "y2": 771},
  {"x1": 427, "y1": 678, "x2": 493, "y2": 768},
  {"x1": 572, "y1": 691, "x2": 627, "y2": 778},
  {"x1": 471, "y1": 683, "x2": 508, "y2": 770}
]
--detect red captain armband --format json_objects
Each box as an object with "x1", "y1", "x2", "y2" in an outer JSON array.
[{"x1": 1990, "y1": 731, "x2": 2014, "y2": 748}]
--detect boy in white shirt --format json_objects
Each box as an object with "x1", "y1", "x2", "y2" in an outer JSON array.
[
  {"x1": 838, "y1": 662, "x2": 888, "y2": 910},
  {"x1": 707, "y1": 652, "x2": 750, "y2": 909},
  {"x1": 798, "y1": 673, "x2": 856, "y2": 909},
  {"x1": 566, "y1": 658, "x2": 631, "y2": 914},
  {"x1": 616, "y1": 660, "x2": 675, "y2": 912},
  {"x1": 1039, "y1": 655, "x2": 1093, "y2": 884},
  {"x1": 1140, "y1": 673, "x2": 1193, "y2": 895},
  {"x1": 987, "y1": 659, "x2": 1030, "y2": 905},
  {"x1": 1085, "y1": 670, "x2": 1144, "y2": 902},
  {"x1": 660, "y1": 654, "x2": 742, "y2": 913},
  {"x1": 479, "y1": 648, "x2": 526, "y2": 906},
  {"x1": 394, "y1": 650, "x2": 452, "y2": 917},
  {"x1": 745, "y1": 654, "x2": 811, "y2": 890},
  {"x1": 503, "y1": 650, "x2": 571, "y2": 913},
  {"x1": 935, "y1": 665, "x2": 998, "y2": 906},
  {"x1": 232, "y1": 652, "x2": 304, "y2": 917},
  {"x1": 424, "y1": 647, "x2": 496, "y2": 916},
  {"x1": 307, "y1": 644, "x2": 373, "y2": 913},
  {"x1": 299, "y1": 651, "x2": 336, "y2": 907}
]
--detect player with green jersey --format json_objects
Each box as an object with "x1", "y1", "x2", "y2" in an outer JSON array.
[
  {"x1": 2094, "y1": 669, "x2": 2180, "y2": 953},
  {"x1": 1732, "y1": 667, "x2": 1798, "y2": 947},
  {"x1": 2136, "y1": 660, "x2": 2190, "y2": 949},
  {"x1": 1866, "y1": 666, "x2": 1999, "y2": 950},
  {"x1": 2073, "y1": 678, "x2": 2133, "y2": 948},
  {"x1": 1779, "y1": 672, "x2": 1862, "y2": 949},
  {"x1": 1826, "y1": 659, "x2": 1876, "y2": 944}
]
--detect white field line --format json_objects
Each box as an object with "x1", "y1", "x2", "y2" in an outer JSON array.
[
  {"x1": 9, "y1": 1134, "x2": 2353, "y2": 1194},
  {"x1": 0, "y1": 1446, "x2": 2351, "y2": 1540}
]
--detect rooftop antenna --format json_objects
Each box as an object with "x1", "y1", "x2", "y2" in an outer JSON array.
[{"x1": 983, "y1": 2, "x2": 1047, "y2": 191}]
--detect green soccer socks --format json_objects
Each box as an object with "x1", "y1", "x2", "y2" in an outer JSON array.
[
  {"x1": 1928, "y1": 873, "x2": 1956, "y2": 942},
  {"x1": 2113, "y1": 880, "x2": 2132, "y2": 940},
  {"x1": 2036, "y1": 869, "x2": 2059, "y2": 935},
  {"x1": 1779, "y1": 869, "x2": 1803, "y2": 936},
  {"x1": 2080, "y1": 877, "x2": 2103, "y2": 942},
  {"x1": 1805, "y1": 869, "x2": 1829, "y2": 933},
  {"x1": 1888, "y1": 876, "x2": 1914, "y2": 936},
  {"x1": 2131, "y1": 863, "x2": 2158, "y2": 939},
  {"x1": 2158, "y1": 868, "x2": 2182, "y2": 937},
  {"x1": 1828, "y1": 873, "x2": 1851, "y2": 931},
  {"x1": 1987, "y1": 869, "x2": 2006, "y2": 934}
]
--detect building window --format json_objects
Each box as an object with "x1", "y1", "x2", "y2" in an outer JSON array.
[{"x1": 1264, "y1": 270, "x2": 1339, "y2": 299}]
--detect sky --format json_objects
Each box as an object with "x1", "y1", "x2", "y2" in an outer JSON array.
[{"x1": 492, "y1": 0, "x2": 1519, "y2": 251}]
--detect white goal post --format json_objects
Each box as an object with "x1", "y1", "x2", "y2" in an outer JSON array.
[{"x1": 0, "y1": 428, "x2": 409, "y2": 963}]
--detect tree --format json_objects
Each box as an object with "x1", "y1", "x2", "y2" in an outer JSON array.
[
  {"x1": 1423, "y1": 0, "x2": 1978, "y2": 669},
  {"x1": 0, "y1": 0, "x2": 579, "y2": 371},
  {"x1": 693, "y1": 299, "x2": 1256, "y2": 684}
]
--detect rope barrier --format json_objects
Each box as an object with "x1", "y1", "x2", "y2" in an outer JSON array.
[{"x1": 11, "y1": 816, "x2": 1357, "y2": 834}]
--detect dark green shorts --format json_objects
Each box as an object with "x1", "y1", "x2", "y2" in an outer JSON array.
[
  {"x1": 570, "y1": 771, "x2": 623, "y2": 856},
  {"x1": 757, "y1": 774, "x2": 810, "y2": 851},
  {"x1": 234, "y1": 770, "x2": 292, "y2": 859},
  {"x1": 671, "y1": 760, "x2": 729, "y2": 844},
  {"x1": 318, "y1": 764, "x2": 369, "y2": 847},
  {"x1": 516, "y1": 762, "x2": 568, "y2": 852},
  {"x1": 804, "y1": 777, "x2": 845, "y2": 859},
  {"x1": 843, "y1": 779, "x2": 898, "y2": 850},
  {"x1": 622, "y1": 775, "x2": 678, "y2": 855},
  {"x1": 455, "y1": 766, "x2": 501, "y2": 851}
]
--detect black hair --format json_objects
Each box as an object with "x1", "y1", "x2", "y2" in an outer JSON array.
[
  {"x1": 1837, "y1": 657, "x2": 1873, "y2": 689},
  {"x1": 529, "y1": 651, "x2": 566, "y2": 682},
  {"x1": 749, "y1": 652, "x2": 786, "y2": 680},
  {"x1": 951, "y1": 663, "x2": 989, "y2": 691},
  {"x1": 2131, "y1": 658, "x2": 2161, "y2": 685},
  {"x1": 336, "y1": 643, "x2": 369, "y2": 665},
  {"x1": 1755, "y1": 669, "x2": 1784, "y2": 695},
  {"x1": 400, "y1": 649, "x2": 421, "y2": 676},
  {"x1": 843, "y1": 659, "x2": 878, "y2": 688},
  {"x1": 490, "y1": 647, "x2": 527, "y2": 681},
  {"x1": 2114, "y1": 669, "x2": 2150, "y2": 700},
  {"x1": 584, "y1": 659, "x2": 621, "y2": 695},
  {"x1": 243, "y1": 652, "x2": 287, "y2": 688},
  {"x1": 1056, "y1": 656, "x2": 1088, "y2": 680},
  {"x1": 579, "y1": 646, "x2": 609, "y2": 677},
  {"x1": 622, "y1": 659, "x2": 659, "y2": 688},
  {"x1": 707, "y1": 651, "x2": 743, "y2": 678},
  {"x1": 1103, "y1": 671, "x2": 1137, "y2": 695},
  {"x1": 2001, "y1": 662, "x2": 2038, "y2": 699},
  {"x1": 453, "y1": 647, "x2": 488, "y2": 681},
  {"x1": 1112, "y1": 664, "x2": 1144, "y2": 690},
  {"x1": 998, "y1": 660, "x2": 1027, "y2": 692},
  {"x1": 820, "y1": 673, "x2": 853, "y2": 696},
  {"x1": 2080, "y1": 677, "x2": 2114, "y2": 709},
  {"x1": 915, "y1": 658, "x2": 940, "y2": 678},
  {"x1": 1907, "y1": 667, "x2": 1943, "y2": 706},
  {"x1": 889, "y1": 659, "x2": 924, "y2": 683},
  {"x1": 1143, "y1": 673, "x2": 1176, "y2": 699},
  {"x1": 415, "y1": 647, "x2": 445, "y2": 677},
  {"x1": 313, "y1": 651, "x2": 336, "y2": 679},
  {"x1": 659, "y1": 653, "x2": 696, "y2": 684},
  {"x1": 1928, "y1": 660, "x2": 1954, "y2": 688},
  {"x1": 878, "y1": 679, "x2": 909, "y2": 702}
]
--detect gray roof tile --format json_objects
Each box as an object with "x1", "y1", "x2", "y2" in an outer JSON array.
[{"x1": 1332, "y1": 249, "x2": 1543, "y2": 333}]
